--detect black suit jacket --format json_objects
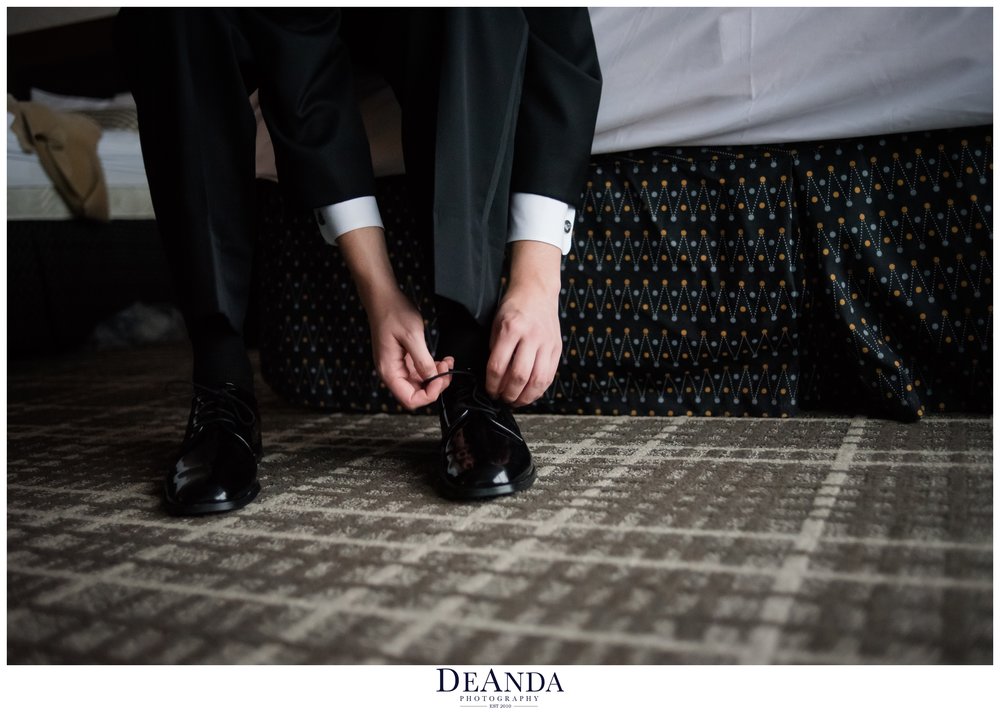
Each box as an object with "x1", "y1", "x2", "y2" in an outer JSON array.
[
  {"x1": 428, "y1": 9, "x2": 603, "y2": 322},
  {"x1": 118, "y1": 8, "x2": 602, "y2": 327},
  {"x1": 347, "y1": 8, "x2": 602, "y2": 322}
]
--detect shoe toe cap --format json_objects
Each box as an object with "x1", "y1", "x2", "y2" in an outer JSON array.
[{"x1": 165, "y1": 431, "x2": 259, "y2": 512}]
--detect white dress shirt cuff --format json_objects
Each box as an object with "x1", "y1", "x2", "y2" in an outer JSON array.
[
  {"x1": 508, "y1": 192, "x2": 575, "y2": 255},
  {"x1": 314, "y1": 196, "x2": 384, "y2": 245}
]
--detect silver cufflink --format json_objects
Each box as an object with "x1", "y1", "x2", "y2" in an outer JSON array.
[{"x1": 563, "y1": 220, "x2": 572, "y2": 233}]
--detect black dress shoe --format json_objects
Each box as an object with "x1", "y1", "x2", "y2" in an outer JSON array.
[
  {"x1": 163, "y1": 383, "x2": 263, "y2": 516},
  {"x1": 432, "y1": 371, "x2": 536, "y2": 500}
]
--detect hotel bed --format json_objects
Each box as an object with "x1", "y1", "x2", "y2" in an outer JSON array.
[
  {"x1": 6, "y1": 86, "x2": 170, "y2": 354},
  {"x1": 7, "y1": 89, "x2": 152, "y2": 220},
  {"x1": 7, "y1": 7, "x2": 992, "y2": 418}
]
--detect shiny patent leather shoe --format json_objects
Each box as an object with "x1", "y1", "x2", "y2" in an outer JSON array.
[
  {"x1": 429, "y1": 371, "x2": 536, "y2": 500},
  {"x1": 163, "y1": 383, "x2": 263, "y2": 516}
]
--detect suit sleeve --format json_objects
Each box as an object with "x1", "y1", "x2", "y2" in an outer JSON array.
[
  {"x1": 241, "y1": 9, "x2": 376, "y2": 209},
  {"x1": 509, "y1": 8, "x2": 602, "y2": 208}
]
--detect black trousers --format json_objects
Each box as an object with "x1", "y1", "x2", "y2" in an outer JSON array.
[
  {"x1": 115, "y1": 9, "x2": 374, "y2": 337},
  {"x1": 116, "y1": 9, "x2": 602, "y2": 352}
]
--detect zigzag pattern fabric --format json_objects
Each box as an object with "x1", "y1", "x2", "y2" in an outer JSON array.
[
  {"x1": 798, "y1": 131, "x2": 992, "y2": 419},
  {"x1": 559, "y1": 148, "x2": 804, "y2": 417},
  {"x1": 256, "y1": 126, "x2": 992, "y2": 420}
]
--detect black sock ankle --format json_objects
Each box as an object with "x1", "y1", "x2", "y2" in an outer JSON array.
[
  {"x1": 189, "y1": 314, "x2": 254, "y2": 392},
  {"x1": 434, "y1": 296, "x2": 491, "y2": 379}
]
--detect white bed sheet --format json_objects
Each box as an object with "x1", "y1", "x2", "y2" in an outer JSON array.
[{"x1": 589, "y1": 7, "x2": 992, "y2": 151}]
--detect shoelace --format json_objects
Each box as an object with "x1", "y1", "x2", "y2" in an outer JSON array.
[
  {"x1": 188, "y1": 383, "x2": 258, "y2": 433},
  {"x1": 422, "y1": 370, "x2": 524, "y2": 444},
  {"x1": 422, "y1": 369, "x2": 500, "y2": 418}
]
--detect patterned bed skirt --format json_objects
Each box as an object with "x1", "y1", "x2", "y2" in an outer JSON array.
[{"x1": 256, "y1": 125, "x2": 992, "y2": 420}]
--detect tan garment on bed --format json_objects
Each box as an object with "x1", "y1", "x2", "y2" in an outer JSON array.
[{"x1": 8, "y1": 94, "x2": 109, "y2": 221}]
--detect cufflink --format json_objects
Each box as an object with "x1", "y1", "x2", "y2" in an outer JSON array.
[
  {"x1": 315, "y1": 210, "x2": 326, "y2": 226},
  {"x1": 563, "y1": 220, "x2": 572, "y2": 233}
]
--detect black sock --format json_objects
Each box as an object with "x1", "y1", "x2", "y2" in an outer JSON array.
[
  {"x1": 434, "y1": 296, "x2": 491, "y2": 380},
  {"x1": 189, "y1": 314, "x2": 254, "y2": 392}
]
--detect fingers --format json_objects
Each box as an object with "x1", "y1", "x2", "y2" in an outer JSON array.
[
  {"x1": 366, "y1": 292, "x2": 454, "y2": 410},
  {"x1": 512, "y1": 345, "x2": 561, "y2": 407},
  {"x1": 498, "y1": 342, "x2": 538, "y2": 405},
  {"x1": 487, "y1": 308, "x2": 563, "y2": 405},
  {"x1": 400, "y1": 331, "x2": 438, "y2": 382},
  {"x1": 404, "y1": 353, "x2": 419, "y2": 382},
  {"x1": 375, "y1": 336, "x2": 429, "y2": 409},
  {"x1": 511, "y1": 348, "x2": 552, "y2": 407},
  {"x1": 486, "y1": 323, "x2": 518, "y2": 398},
  {"x1": 380, "y1": 353, "x2": 454, "y2": 411},
  {"x1": 548, "y1": 345, "x2": 562, "y2": 386},
  {"x1": 382, "y1": 369, "x2": 435, "y2": 410},
  {"x1": 497, "y1": 342, "x2": 561, "y2": 408},
  {"x1": 504, "y1": 344, "x2": 559, "y2": 408},
  {"x1": 377, "y1": 343, "x2": 423, "y2": 407},
  {"x1": 422, "y1": 359, "x2": 453, "y2": 402}
]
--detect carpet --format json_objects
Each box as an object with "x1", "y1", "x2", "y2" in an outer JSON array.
[{"x1": 6, "y1": 343, "x2": 992, "y2": 664}]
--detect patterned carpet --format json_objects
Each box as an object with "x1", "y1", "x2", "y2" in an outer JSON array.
[{"x1": 6, "y1": 343, "x2": 992, "y2": 664}]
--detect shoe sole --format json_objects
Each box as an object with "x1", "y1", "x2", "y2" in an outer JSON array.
[
  {"x1": 435, "y1": 462, "x2": 537, "y2": 501},
  {"x1": 162, "y1": 481, "x2": 262, "y2": 517}
]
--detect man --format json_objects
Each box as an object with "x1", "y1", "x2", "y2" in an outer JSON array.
[{"x1": 115, "y1": 8, "x2": 601, "y2": 513}]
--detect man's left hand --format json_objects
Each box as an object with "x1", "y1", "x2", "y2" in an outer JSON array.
[{"x1": 486, "y1": 284, "x2": 562, "y2": 407}]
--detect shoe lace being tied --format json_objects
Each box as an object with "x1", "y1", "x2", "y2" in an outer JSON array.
[
  {"x1": 189, "y1": 384, "x2": 257, "y2": 431},
  {"x1": 423, "y1": 369, "x2": 499, "y2": 419}
]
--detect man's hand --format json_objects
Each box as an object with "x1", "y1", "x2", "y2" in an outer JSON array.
[
  {"x1": 338, "y1": 225, "x2": 452, "y2": 410},
  {"x1": 486, "y1": 240, "x2": 563, "y2": 407},
  {"x1": 368, "y1": 289, "x2": 453, "y2": 409}
]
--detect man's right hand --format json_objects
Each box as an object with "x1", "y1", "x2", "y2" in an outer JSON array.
[
  {"x1": 367, "y1": 289, "x2": 453, "y2": 410},
  {"x1": 337, "y1": 225, "x2": 452, "y2": 410}
]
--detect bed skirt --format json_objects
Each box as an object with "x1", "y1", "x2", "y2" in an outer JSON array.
[
  {"x1": 255, "y1": 125, "x2": 992, "y2": 420},
  {"x1": 7, "y1": 218, "x2": 172, "y2": 356}
]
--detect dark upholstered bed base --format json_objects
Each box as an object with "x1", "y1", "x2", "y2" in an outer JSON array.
[{"x1": 255, "y1": 126, "x2": 992, "y2": 420}]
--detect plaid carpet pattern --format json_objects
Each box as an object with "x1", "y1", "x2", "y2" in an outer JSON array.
[{"x1": 7, "y1": 345, "x2": 992, "y2": 664}]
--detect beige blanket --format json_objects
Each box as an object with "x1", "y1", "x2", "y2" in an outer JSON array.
[{"x1": 8, "y1": 94, "x2": 109, "y2": 221}]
